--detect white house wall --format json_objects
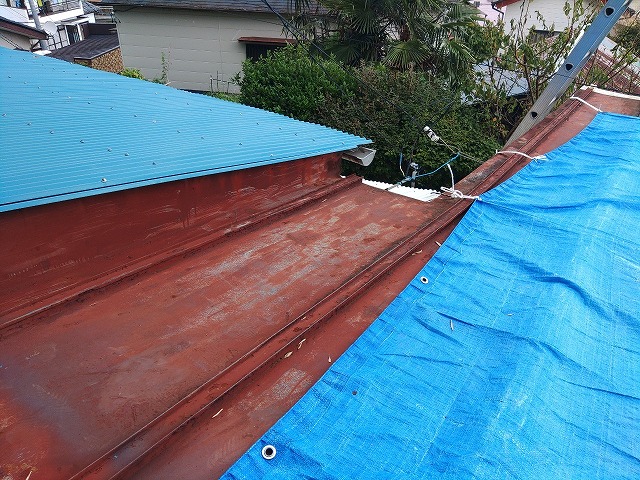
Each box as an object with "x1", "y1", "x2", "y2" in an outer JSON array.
[
  {"x1": 503, "y1": 0, "x2": 597, "y2": 33},
  {"x1": 475, "y1": 0, "x2": 503, "y2": 22},
  {"x1": 24, "y1": 1, "x2": 86, "y2": 24},
  {"x1": 38, "y1": 7, "x2": 87, "y2": 25},
  {"x1": 114, "y1": 7, "x2": 289, "y2": 92},
  {"x1": 0, "y1": 5, "x2": 29, "y2": 23},
  {"x1": 0, "y1": 30, "x2": 33, "y2": 50}
]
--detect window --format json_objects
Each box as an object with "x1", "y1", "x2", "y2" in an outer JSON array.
[
  {"x1": 238, "y1": 37, "x2": 296, "y2": 62},
  {"x1": 66, "y1": 24, "x2": 79, "y2": 43},
  {"x1": 245, "y1": 43, "x2": 280, "y2": 61}
]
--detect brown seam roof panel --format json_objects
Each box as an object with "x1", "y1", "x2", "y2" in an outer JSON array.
[{"x1": 1, "y1": 88, "x2": 639, "y2": 480}]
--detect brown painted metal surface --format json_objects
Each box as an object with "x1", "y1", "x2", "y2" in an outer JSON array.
[
  {"x1": 1, "y1": 89, "x2": 638, "y2": 480},
  {"x1": 0, "y1": 154, "x2": 341, "y2": 325},
  {"x1": 1, "y1": 178, "x2": 427, "y2": 479}
]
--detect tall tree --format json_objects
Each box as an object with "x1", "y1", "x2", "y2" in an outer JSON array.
[{"x1": 293, "y1": 0, "x2": 481, "y2": 83}]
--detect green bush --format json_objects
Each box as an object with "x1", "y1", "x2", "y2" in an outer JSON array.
[
  {"x1": 235, "y1": 44, "x2": 356, "y2": 122},
  {"x1": 614, "y1": 21, "x2": 640, "y2": 57},
  {"x1": 120, "y1": 68, "x2": 145, "y2": 80},
  {"x1": 206, "y1": 91, "x2": 242, "y2": 103},
  {"x1": 237, "y1": 46, "x2": 500, "y2": 189},
  {"x1": 317, "y1": 65, "x2": 500, "y2": 188}
]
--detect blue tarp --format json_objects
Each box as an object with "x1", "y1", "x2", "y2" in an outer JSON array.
[{"x1": 223, "y1": 112, "x2": 640, "y2": 479}]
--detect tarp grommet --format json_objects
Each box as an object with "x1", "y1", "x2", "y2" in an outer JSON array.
[
  {"x1": 420, "y1": 276, "x2": 429, "y2": 284},
  {"x1": 262, "y1": 445, "x2": 276, "y2": 460}
]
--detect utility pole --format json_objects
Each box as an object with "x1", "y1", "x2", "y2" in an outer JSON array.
[
  {"x1": 26, "y1": 0, "x2": 49, "y2": 50},
  {"x1": 506, "y1": 0, "x2": 632, "y2": 145}
]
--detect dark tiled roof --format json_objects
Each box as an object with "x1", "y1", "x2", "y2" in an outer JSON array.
[
  {"x1": 97, "y1": 0, "x2": 294, "y2": 13},
  {"x1": 47, "y1": 34, "x2": 119, "y2": 62},
  {"x1": 82, "y1": 1, "x2": 104, "y2": 14}
]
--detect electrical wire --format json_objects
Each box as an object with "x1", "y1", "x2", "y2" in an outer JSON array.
[
  {"x1": 413, "y1": 152, "x2": 461, "y2": 180},
  {"x1": 388, "y1": 152, "x2": 462, "y2": 190}
]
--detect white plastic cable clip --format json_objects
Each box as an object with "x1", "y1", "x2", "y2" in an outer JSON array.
[{"x1": 423, "y1": 126, "x2": 440, "y2": 142}]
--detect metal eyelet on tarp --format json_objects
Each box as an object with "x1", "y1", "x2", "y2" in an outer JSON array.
[{"x1": 261, "y1": 444, "x2": 276, "y2": 460}]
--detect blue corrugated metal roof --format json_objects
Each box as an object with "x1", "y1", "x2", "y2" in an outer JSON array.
[{"x1": 0, "y1": 48, "x2": 370, "y2": 212}]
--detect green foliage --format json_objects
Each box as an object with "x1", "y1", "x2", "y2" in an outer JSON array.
[
  {"x1": 120, "y1": 52, "x2": 171, "y2": 84},
  {"x1": 235, "y1": 44, "x2": 356, "y2": 122},
  {"x1": 316, "y1": 65, "x2": 499, "y2": 188},
  {"x1": 120, "y1": 68, "x2": 145, "y2": 80},
  {"x1": 237, "y1": 46, "x2": 500, "y2": 188},
  {"x1": 152, "y1": 51, "x2": 170, "y2": 85},
  {"x1": 613, "y1": 21, "x2": 640, "y2": 57},
  {"x1": 294, "y1": 0, "x2": 481, "y2": 85},
  {"x1": 206, "y1": 91, "x2": 242, "y2": 103},
  {"x1": 470, "y1": 2, "x2": 639, "y2": 142}
]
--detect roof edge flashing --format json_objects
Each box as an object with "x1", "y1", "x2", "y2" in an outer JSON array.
[{"x1": 342, "y1": 146, "x2": 376, "y2": 167}]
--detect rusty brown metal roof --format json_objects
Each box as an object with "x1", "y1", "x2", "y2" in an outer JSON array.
[{"x1": 1, "y1": 87, "x2": 639, "y2": 480}]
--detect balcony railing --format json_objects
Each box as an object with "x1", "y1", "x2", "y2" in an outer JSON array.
[
  {"x1": 45, "y1": 0, "x2": 82, "y2": 14},
  {"x1": 27, "y1": 0, "x2": 81, "y2": 17}
]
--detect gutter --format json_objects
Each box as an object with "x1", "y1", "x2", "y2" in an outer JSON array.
[{"x1": 491, "y1": 1, "x2": 505, "y2": 18}]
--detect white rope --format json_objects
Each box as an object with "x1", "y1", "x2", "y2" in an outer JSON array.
[
  {"x1": 569, "y1": 96, "x2": 602, "y2": 112},
  {"x1": 495, "y1": 150, "x2": 547, "y2": 161},
  {"x1": 441, "y1": 187, "x2": 481, "y2": 200},
  {"x1": 440, "y1": 165, "x2": 481, "y2": 201}
]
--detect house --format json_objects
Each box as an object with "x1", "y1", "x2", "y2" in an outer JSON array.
[
  {"x1": 0, "y1": 0, "x2": 97, "y2": 50},
  {"x1": 47, "y1": 21, "x2": 123, "y2": 71},
  {"x1": 484, "y1": 0, "x2": 640, "y2": 101},
  {"x1": 494, "y1": 0, "x2": 640, "y2": 33},
  {"x1": 0, "y1": 47, "x2": 381, "y2": 479},
  {"x1": 469, "y1": 0, "x2": 504, "y2": 23},
  {"x1": 0, "y1": 47, "x2": 371, "y2": 324},
  {"x1": 0, "y1": 13, "x2": 47, "y2": 49},
  {"x1": 96, "y1": 0, "x2": 297, "y2": 92},
  {"x1": 585, "y1": 36, "x2": 640, "y2": 95}
]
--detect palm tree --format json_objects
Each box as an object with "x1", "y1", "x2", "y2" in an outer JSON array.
[{"x1": 300, "y1": 0, "x2": 480, "y2": 82}]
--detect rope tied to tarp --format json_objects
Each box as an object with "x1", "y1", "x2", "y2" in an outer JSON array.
[
  {"x1": 440, "y1": 164, "x2": 481, "y2": 201},
  {"x1": 569, "y1": 96, "x2": 603, "y2": 112}
]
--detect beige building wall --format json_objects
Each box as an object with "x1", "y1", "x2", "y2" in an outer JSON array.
[{"x1": 114, "y1": 7, "x2": 289, "y2": 92}]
